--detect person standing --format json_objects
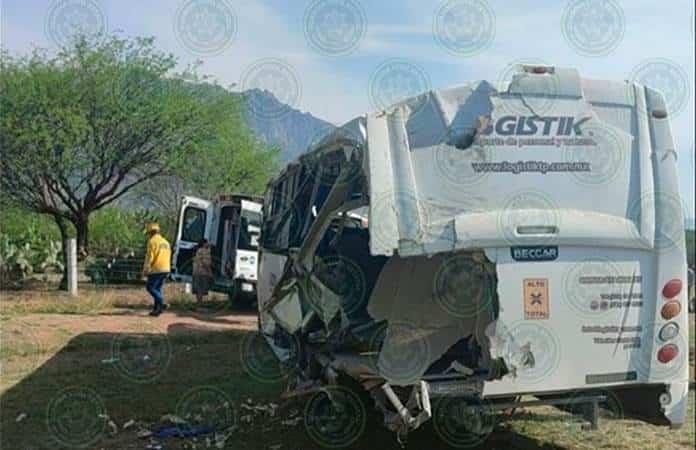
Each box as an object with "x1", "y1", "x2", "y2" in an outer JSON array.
[
  {"x1": 142, "y1": 223, "x2": 171, "y2": 316},
  {"x1": 192, "y1": 239, "x2": 213, "y2": 304}
]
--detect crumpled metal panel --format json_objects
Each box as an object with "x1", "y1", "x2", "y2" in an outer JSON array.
[{"x1": 367, "y1": 252, "x2": 495, "y2": 386}]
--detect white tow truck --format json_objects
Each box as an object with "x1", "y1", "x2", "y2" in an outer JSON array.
[{"x1": 172, "y1": 194, "x2": 262, "y2": 304}]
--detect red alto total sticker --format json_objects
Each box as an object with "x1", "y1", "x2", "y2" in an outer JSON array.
[{"x1": 524, "y1": 278, "x2": 550, "y2": 320}]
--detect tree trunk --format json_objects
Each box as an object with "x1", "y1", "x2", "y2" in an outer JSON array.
[
  {"x1": 74, "y1": 215, "x2": 90, "y2": 260},
  {"x1": 53, "y1": 215, "x2": 69, "y2": 291}
]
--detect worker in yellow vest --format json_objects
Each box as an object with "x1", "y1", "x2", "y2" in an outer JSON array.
[{"x1": 142, "y1": 223, "x2": 172, "y2": 316}]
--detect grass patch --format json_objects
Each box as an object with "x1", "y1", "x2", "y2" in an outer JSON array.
[
  {"x1": 1, "y1": 291, "x2": 695, "y2": 449},
  {"x1": 0, "y1": 283, "x2": 229, "y2": 316}
]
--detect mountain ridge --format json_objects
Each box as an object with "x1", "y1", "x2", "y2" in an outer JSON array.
[{"x1": 240, "y1": 88, "x2": 335, "y2": 162}]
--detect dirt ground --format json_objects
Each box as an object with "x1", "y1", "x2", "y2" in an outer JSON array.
[{"x1": 1, "y1": 284, "x2": 695, "y2": 450}]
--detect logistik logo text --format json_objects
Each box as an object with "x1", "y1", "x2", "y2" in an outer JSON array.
[{"x1": 481, "y1": 116, "x2": 591, "y2": 136}]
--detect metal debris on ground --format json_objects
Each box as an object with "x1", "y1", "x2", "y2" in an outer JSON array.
[
  {"x1": 108, "y1": 419, "x2": 119, "y2": 435},
  {"x1": 159, "y1": 414, "x2": 187, "y2": 425}
]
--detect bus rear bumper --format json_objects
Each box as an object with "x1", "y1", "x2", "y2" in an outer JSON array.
[{"x1": 664, "y1": 380, "x2": 689, "y2": 427}]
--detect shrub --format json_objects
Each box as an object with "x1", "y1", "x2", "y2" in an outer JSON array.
[{"x1": 0, "y1": 229, "x2": 63, "y2": 287}]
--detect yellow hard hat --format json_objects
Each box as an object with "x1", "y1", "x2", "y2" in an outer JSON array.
[{"x1": 145, "y1": 222, "x2": 160, "y2": 233}]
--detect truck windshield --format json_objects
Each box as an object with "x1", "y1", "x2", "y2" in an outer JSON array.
[{"x1": 238, "y1": 211, "x2": 261, "y2": 251}]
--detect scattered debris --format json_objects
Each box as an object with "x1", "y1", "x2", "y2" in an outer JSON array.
[
  {"x1": 214, "y1": 429, "x2": 234, "y2": 449},
  {"x1": 240, "y1": 402, "x2": 279, "y2": 417},
  {"x1": 108, "y1": 419, "x2": 118, "y2": 436},
  {"x1": 137, "y1": 430, "x2": 154, "y2": 439},
  {"x1": 123, "y1": 419, "x2": 136, "y2": 430},
  {"x1": 15, "y1": 413, "x2": 27, "y2": 423},
  {"x1": 160, "y1": 414, "x2": 187, "y2": 425},
  {"x1": 281, "y1": 417, "x2": 302, "y2": 427}
]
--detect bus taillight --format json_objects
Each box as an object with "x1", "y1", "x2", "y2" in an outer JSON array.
[
  {"x1": 657, "y1": 344, "x2": 679, "y2": 363},
  {"x1": 662, "y1": 279, "x2": 682, "y2": 299},
  {"x1": 661, "y1": 301, "x2": 681, "y2": 320}
]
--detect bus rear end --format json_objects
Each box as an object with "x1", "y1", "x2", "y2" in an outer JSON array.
[{"x1": 366, "y1": 66, "x2": 689, "y2": 427}]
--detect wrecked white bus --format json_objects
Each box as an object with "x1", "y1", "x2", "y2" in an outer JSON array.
[
  {"x1": 172, "y1": 194, "x2": 262, "y2": 304},
  {"x1": 256, "y1": 65, "x2": 690, "y2": 443}
]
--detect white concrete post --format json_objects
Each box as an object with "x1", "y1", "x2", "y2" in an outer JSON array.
[{"x1": 66, "y1": 238, "x2": 78, "y2": 296}]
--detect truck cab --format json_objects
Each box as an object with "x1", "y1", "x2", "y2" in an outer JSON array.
[{"x1": 172, "y1": 194, "x2": 262, "y2": 303}]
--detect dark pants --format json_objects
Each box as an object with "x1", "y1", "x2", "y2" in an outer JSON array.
[{"x1": 146, "y1": 272, "x2": 168, "y2": 308}]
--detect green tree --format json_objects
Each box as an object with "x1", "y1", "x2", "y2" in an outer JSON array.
[
  {"x1": 0, "y1": 34, "x2": 277, "y2": 287},
  {"x1": 134, "y1": 83, "x2": 279, "y2": 221}
]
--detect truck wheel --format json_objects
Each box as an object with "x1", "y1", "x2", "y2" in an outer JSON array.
[{"x1": 229, "y1": 280, "x2": 258, "y2": 309}]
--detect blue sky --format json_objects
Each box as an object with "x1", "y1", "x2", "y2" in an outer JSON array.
[{"x1": 2, "y1": 0, "x2": 694, "y2": 217}]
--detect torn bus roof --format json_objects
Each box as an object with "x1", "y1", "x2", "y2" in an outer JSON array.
[
  {"x1": 302, "y1": 67, "x2": 652, "y2": 258},
  {"x1": 357, "y1": 68, "x2": 663, "y2": 257}
]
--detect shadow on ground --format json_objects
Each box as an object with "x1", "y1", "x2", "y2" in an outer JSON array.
[{"x1": 1, "y1": 325, "x2": 568, "y2": 450}]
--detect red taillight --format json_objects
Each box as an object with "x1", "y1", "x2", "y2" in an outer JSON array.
[
  {"x1": 661, "y1": 301, "x2": 681, "y2": 320},
  {"x1": 657, "y1": 344, "x2": 679, "y2": 363},
  {"x1": 662, "y1": 279, "x2": 682, "y2": 299}
]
